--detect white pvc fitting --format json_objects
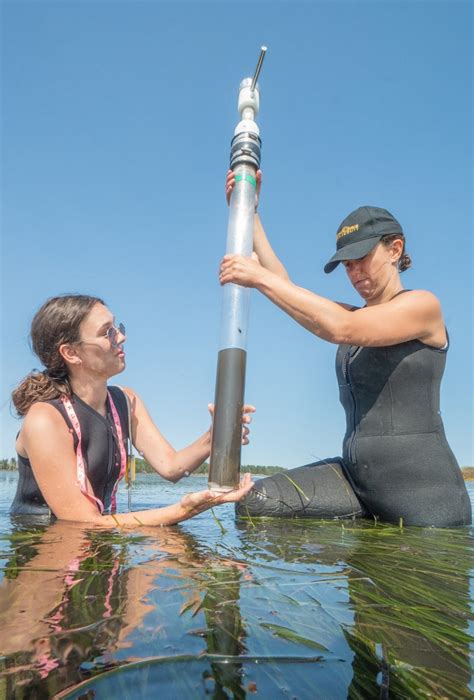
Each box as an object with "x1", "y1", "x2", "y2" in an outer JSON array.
[{"x1": 238, "y1": 77, "x2": 260, "y2": 120}]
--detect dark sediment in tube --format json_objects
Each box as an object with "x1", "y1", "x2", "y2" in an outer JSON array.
[{"x1": 209, "y1": 348, "x2": 247, "y2": 492}]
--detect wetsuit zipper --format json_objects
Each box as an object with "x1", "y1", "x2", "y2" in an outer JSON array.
[{"x1": 343, "y1": 347, "x2": 357, "y2": 465}]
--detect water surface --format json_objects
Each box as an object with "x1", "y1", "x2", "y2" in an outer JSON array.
[{"x1": 1, "y1": 472, "x2": 473, "y2": 699}]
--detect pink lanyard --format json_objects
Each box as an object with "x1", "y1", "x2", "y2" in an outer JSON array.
[
  {"x1": 61, "y1": 391, "x2": 127, "y2": 514},
  {"x1": 108, "y1": 393, "x2": 127, "y2": 512}
]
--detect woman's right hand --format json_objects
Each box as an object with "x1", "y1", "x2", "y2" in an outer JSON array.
[
  {"x1": 208, "y1": 403, "x2": 256, "y2": 445},
  {"x1": 225, "y1": 169, "x2": 262, "y2": 209}
]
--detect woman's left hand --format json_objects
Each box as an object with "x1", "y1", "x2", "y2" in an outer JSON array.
[
  {"x1": 208, "y1": 403, "x2": 256, "y2": 445},
  {"x1": 219, "y1": 253, "x2": 266, "y2": 289},
  {"x1": 180, "y1": 472, "x2": 254, "y2": 515}
]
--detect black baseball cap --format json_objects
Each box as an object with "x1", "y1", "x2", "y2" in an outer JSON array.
[{"x1": 324, "y1": 206, "x2": 404, "y2": 273}]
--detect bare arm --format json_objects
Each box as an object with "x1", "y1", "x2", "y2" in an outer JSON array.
[
  {"x1": 21, "y1": 403, "x2": 254, "y2": 527},
  {"x1": 225, "y1": 169, "x2": 289, "y2": 280},
  {"x1": 219, "y1": 258, "x2": 445, "y2": 347},
  {"x1": 121, "y1": 389, "x2": 254, "y2": 482},
  {"x1": 121, "y1": 389, "x2": 210, "y2": 481},
  {"x1": 253, "y1": 214, "x2": 290, "y2": 280}
]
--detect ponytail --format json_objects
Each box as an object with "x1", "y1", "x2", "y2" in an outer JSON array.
[
  {"x1": 12, "y1": 294, "x2": 104, "y2": 417},
  {"x1": 398, "y1": 251, "x2": 412, "y2": 272},
  {"x1": 12, "y1": 370, "x2": 72, "y2": 417}
]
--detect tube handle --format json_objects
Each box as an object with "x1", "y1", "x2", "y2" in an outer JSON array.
[{"x1": 250, "y1": 46, "x2": 267, "y2": 92}]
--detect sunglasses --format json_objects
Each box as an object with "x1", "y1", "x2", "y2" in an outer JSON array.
[
  {"x1": 76, "y1": 322, "x2": 126, "y2": 349},
  {"x1": 105, "y1": 322, "x2": 126, "y2": 348}
]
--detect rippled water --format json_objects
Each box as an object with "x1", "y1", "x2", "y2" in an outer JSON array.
[{"x1": 0, "y1": 472, "x2": 473, "y2": 699}]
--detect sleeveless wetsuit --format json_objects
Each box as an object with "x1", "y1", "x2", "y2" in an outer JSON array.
[
  {"x1": 237, "y1": 335, "x2": 471, "y2": 527},
  {"x1": 10, "y1": 386, "x2": 129, "y2": 517}
]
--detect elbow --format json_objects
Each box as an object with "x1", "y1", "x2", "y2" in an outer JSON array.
[
  {"x1": 326, "y1": 320, "x2": 354, "y2": 346},
  {"x1": 304, "y1": 316, "x2": 346, "y2": 345},
  {"x1": 165, "y1": 449, "x2": 182, "y2": 482},
  {"x1": 159, "y1": 468, "x2": 179, "y2": 483},
  {"x1": 333, "y1": 321, "x2": 370, "y2": 346},
  {"x1": 146, "y1": 447, "x2": 178, "y2": 481}
]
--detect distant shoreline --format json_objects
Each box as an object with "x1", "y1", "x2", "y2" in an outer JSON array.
[
  {"x1": 1, "y1": 460, "x2": 473, "y2": 479},
  {"x1": 0, "y1": 459, "x2": 287, "y2": 477}
]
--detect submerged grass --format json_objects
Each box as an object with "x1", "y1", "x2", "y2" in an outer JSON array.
[
  {"x1": 260, "y1": 622, "x2": 329, "y2": 652},
  {"x1": 0, "y1": 512, "x2": 472, "y2": 698}
]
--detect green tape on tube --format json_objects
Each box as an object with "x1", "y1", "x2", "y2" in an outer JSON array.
[{"x1": 235, "y1": 173, "x2": 257, "y2": 188}]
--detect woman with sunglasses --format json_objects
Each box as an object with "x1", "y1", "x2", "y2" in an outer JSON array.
[
  {"x1": 222, "y1": 171, "x2": 470, "y2": 527},
  {"x1": 11, "y1": 294, "x2": 254, "y2": 526}
]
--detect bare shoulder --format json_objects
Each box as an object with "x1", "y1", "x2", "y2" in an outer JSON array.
[
  {"x1": 393, "y1": 289, "x2": 440, "y2": 303},
  {"x1": 120, "y1": 386, "x2": 142, "y2": 409},
  {"x1": 391, "y1": 289, "x2": 442, "y2": 315},
  {"x1": 118, "y1": 386, "x2": 149, "y2": 418},
  {"x1": 22, "y1": 402, "x2": 71, "y2": 446},
  {"x1": 20, "y1": 401, "x2": 73, "y2": 458},
  {"x1": 120, "y1": 386, "x2": 138, "y2": 401},
  {"x1": 23, "y1": 401, "x2": 65, "y2": 431},
  {"x1": 392, "y1": 290, "x2": 445, "y2": 346}
]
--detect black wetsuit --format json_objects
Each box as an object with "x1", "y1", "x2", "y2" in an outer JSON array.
[
  {"x1": 10, "y1": 386, "x2": 129, "y2": 517},
  {"x1": 238, "y1": 337, "x2": 471, "y2": 527}
]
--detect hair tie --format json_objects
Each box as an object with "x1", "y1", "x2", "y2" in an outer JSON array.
[{"x1": 44, "y1": 367, "x2": 68, "y2": 381}]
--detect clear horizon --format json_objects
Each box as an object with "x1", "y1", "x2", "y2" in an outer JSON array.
[{"x1": 1, "y1": 1, "x2": 472, "y2": 468}]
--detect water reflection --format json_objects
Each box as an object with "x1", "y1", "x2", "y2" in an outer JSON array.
[
  {"x1": 0, "y1": 522, "x2": 194, "y2": 697},
  {"x1": 236, "y1": 519, "x2": 474, "y2": 699},
  {"x1": 0, "y1": 514, "x2": 472, "y2": 699},
  {"x1": 200, "y1": 562, "x2": 246, "y2": 698}
]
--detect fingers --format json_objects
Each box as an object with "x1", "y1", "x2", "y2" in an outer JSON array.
[
  {"x1": 220, "y1": 473, "x2": 255, "y2": 502},
  {"x1": 183, "y1": 472, "x2": 254, "y2": 511},
  {"x1": 225, "y1": 169, "x2": 235, "y2": 205},
  {"x1": 185, "y1": 474, "x2": 254, "y2": 511},
  {"x1": 208, "y1": 403, "x2": 254, "y2": 445},
  {"x1": 219, "y1": 256, "x2": 236, "y2": 285},
  {"x1": 238, "y1": 472, "x2": 254, "y2": 495},
  {"x1": 221, "y1": 254, "x2": 235, "y2": 264},
  {"x1": 256, "y1": 169, "x2": 262, "y2": 199},
  {"x1": 225, "y1": 169, "x2": 262, "y2": 206},
  {"x1": 219, "y1": 255, "x2": 249, "y2": 286},
  {"x1": 241, "y1": 407, "x2": 253, "y2": 444}
]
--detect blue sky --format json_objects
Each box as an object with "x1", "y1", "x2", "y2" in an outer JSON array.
[{"x1": 1, "y1": 0, "x2": 472, "y2": 468}]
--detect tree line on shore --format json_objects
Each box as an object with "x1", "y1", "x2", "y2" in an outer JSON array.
[
  {"x1": 0, "y1": 459, "x2": 17, "y2": 471},
  {"x1": 2, "y1": 458, "x2": 473, "y2": 479},
  {"x1": 0, "y1": 457, "x2": 286, "y2": 476}
]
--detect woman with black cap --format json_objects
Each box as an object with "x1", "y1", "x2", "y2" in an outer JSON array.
[{"x1": 221, "y1": 170, "x2": 471, "y2": 527}]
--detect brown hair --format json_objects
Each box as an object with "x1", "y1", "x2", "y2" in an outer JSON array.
[
  {"x1": 380, "y1": 233, "x2": 412, "y2": 272},
  {"x1": 12, "y1": 294, "x2": 105, "y2": 416}
]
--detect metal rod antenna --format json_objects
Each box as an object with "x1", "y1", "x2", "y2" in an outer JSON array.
[{"x1": 250, "y1": 46, "x2": 267, "y2": 92}]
